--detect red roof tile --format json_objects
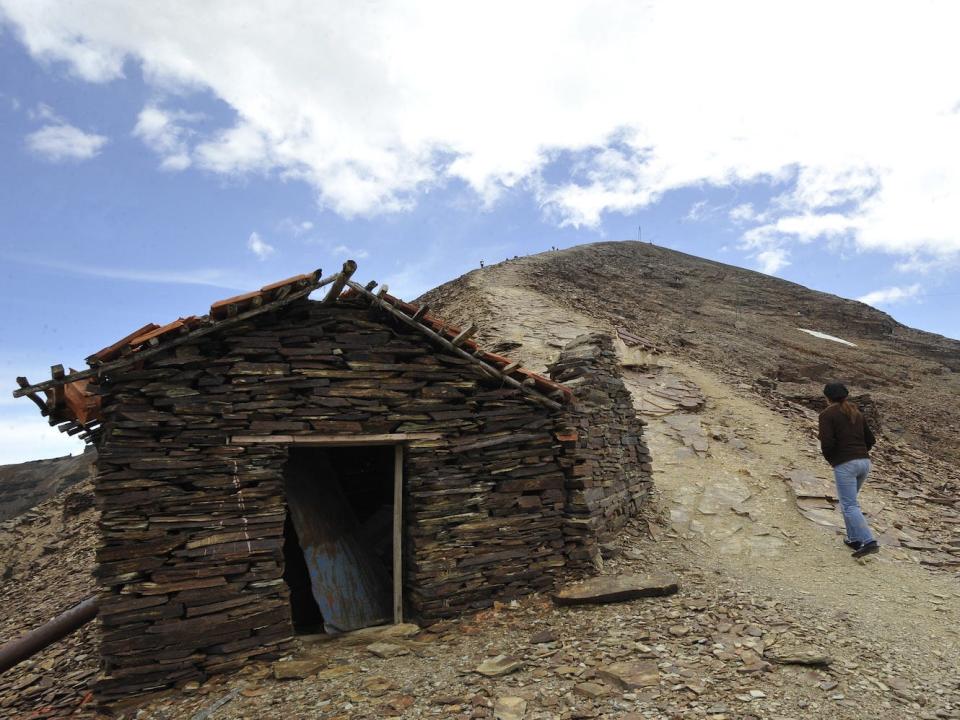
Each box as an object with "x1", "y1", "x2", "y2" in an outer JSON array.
[
  {"x1": 87, "y1": 323, "x2": 161, "y2": 364},
  {"x1": 369, "y1": 293, "x2": 573, "y2": 403},
  {"x1": 210, "y1": 290, "x2": 264, "y2": 318},
  {"x1": 37, "y1": 264, "x2": 571, "y2": 431},
  {"x1": 260, "y1": 273, "x2": 314, "y2": 293},
  {"x1": 129, "y1": 316, "x2": 200, "y2": 346}
]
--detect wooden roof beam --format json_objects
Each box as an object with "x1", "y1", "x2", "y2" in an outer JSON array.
[
  {"x1": 12, "y1": 267, "x2": 332, "y2": 399},
  {"x1": 345, "y1": 279, "x2": 563, "y2": 412},
  {"x1": 321, "y1": 260, "x2": 358, "y2": 305}
]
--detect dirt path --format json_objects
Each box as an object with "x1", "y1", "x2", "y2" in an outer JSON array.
[
  {"x1": 641, "y1": 358, "x2": 960, "y2": 655},
  {"x1": 458, "y1": 261, "x2": 960, "y2": 714}
]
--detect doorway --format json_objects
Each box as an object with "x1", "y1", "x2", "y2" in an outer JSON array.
[{"x1": 282, "y1": 445, "x2": 399, "y2": 634}]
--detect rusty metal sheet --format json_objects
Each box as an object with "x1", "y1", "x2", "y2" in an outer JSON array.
[{"x1": 284, "y1": 454, "x2": 391, "y2": 633}]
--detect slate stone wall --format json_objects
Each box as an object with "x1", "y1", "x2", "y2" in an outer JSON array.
[
  {"x1": 92, "y1": 298, "x2": 569, "y2": 701},
  {"x1": 548, "y1": 333, "x2": 653, "y2": 569}
]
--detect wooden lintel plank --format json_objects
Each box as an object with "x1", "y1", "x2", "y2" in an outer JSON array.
[
  {"x1": 230, "y1": 433, "x2": 442, "y2": 446},
  {"x1": 16, "y1": 378, "x2": 50, "y2": 416},
  {"x1": 411, "y1": 305, "x2": 429, "y2": 321}
]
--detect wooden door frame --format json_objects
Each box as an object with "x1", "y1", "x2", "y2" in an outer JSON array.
[{"x1": 232, "y1": 433, "x2": 438, "y2": 624}]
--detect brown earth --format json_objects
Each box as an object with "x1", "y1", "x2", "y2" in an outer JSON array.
[
  {"x1": 0, "y1": 451, "x2": 94, "y2": 522},
  {"x1": 1, "y1": 241, "x2": 958, "y2": 719}
]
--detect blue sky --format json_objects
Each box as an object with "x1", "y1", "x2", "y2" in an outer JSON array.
[{"x1": 1, "y1": 2, "x2": 959, "y2": 464}]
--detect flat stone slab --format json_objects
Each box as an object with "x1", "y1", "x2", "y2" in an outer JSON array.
[
  {"x1": 494, "y1": 696, "x2": 527, "y2": 720},
  {"x1": 272, "y1": 658, "x2": 325, "y2": 680},
  {"x1": 595, "y1": 660, "x2": 660, "y2": 689},
  {"x1": 475, "y1": 654, "x2": 524, "y2": 677},
  {"x1": 335, "y1": 622, "x2": 421, "y2": 646},
  {"x1": 366, "y1": 641, "x2": 411, "y2": 658},
  {"x1": 552, "y1": 573, "x2": 679, "y2": 606},
  {"x1": 766, "y1": 649, "x2": 832, "y2": 666},
  {"x1": 574, "y1": 681, "x2": 609, "y2": 699}
]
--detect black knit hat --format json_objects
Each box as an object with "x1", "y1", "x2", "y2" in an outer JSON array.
[{"x1": 823, "y1": 382, "x2": 849, "y2": 401}]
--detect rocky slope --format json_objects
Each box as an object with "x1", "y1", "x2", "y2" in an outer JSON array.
[
  {"x1": 1, "y1": 241, "x2": 958, "y2": 719},
  {"x1": 0, "y1": 451, "x2": 95, "y2": 522},
  {"x1": 422, "y1": 241, "x2": 960, "y2": 475},
  {"x1": 0, "y1": 477, "x2": 99, "y2": 718}
]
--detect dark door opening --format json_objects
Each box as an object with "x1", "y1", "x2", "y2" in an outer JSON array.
[
  {"x1": 282, "y1": 515, "x2": 325, "y2": 632},
  {"x1": 282, "y1": 445, "x2": 396, "y2": 634}
]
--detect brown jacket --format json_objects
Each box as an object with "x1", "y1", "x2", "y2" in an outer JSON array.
[{"x1": 818, "y1": 403, "x2": 876, "y2": 467}]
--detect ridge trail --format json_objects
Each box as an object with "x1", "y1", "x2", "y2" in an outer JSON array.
[{"x1": 431, "y1": 257, "x2": 960, "y2": 714}]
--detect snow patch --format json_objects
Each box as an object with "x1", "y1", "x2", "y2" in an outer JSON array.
[{"x1": 797, "y1": 328, "x2": 857, "y2": 347}]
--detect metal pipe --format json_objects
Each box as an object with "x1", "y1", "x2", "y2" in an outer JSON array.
[{"x1": 0, "y1": 596, "x2": 99, "y2": 674}]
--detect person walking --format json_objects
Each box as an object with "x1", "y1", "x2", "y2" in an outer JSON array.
[{"x1": 818, "y1": 382, "x2": 879, "y2": 558}]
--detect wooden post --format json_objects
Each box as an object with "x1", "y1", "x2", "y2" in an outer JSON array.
[
  {"x1": 321, "y1": 260, "x2": 358, "y2": 305},
  {"x1": 451, "y1": 323, "x2": 477, "y2": 347},
  {"x1": 15, "y1": 378, "x2": 49, "y2": 416},
  {"x1": 393, "y1": 444, "x2": 403, "y2": 624}
]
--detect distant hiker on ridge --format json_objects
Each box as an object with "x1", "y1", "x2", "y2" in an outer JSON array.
[{"x1": 818, "y1": 382, "x2": 879, "y2": 558}]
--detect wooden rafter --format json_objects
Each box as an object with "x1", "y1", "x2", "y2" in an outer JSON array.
[
  {"x1": 12, "y1": 268, "x2": 334, "y2": 399},
  {"x1": 345, "y1": 279, "x2": 564, "y2": 411}
]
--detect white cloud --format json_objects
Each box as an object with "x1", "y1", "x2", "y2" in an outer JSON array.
[
  {"x1": 894, "y1": 255, "x2": 955, "y2": 275},
  {"x1": 857, "y1": 284, "x2": 923, "y2": 307},
  {"x1": 684, "y1": 200, "x2": 708, "y2": 222},
  {"x1": 0, "y1": 409, "x2": 85, "y2": 464},
  {"x1": 278, "y1": 218, "x2": 315, "y2": 237},
  {"x1": 247, "y1": 231, "x2": 275, "y2": 260},
  {"x1": 729, "y1": 203, "x2": 760, "y2": 224},
  {"x1": 133, "y1": 105, "x2": 198, "y2": 170},
  {"x1": 755, "y1": 248, "x2": 789, "y2": 275},
  {"x1": 25, "y1": 122, "x2": 107, "y2": 161},
  {"x1": 3, "y1": 1, "x2": 960, "y2": 259},
  {"x1": 331, "y1": 244, "x2": 369, "y2": 260},
  {"x1": 195, "y1": 122, "x2": 271, "y2": 175},
  {"x1": 27, "y1": 102, "x2": 60, "y2": 122},
  {"x1": 6, "y1": 255, "x2": 249, "y2": 289}
]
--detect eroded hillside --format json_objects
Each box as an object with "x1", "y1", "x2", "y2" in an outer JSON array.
[
  {"x1": 1, "y1": 241, "x2": 958, "y2": 719},
  {"x1": 423, "y1": 241, "x2": 960, "y2": 478},
  {"x1": 0, "y1": 451, "x2": 94, "y2": 522}
]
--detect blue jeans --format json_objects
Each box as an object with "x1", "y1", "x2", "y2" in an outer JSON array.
[{"x1": 833, "y1": 458, "x2": 875, "y2": 545}]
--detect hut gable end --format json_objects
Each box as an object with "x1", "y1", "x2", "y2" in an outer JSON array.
[
  {"x1": 13, "y1": 262, "x2": 651, "y2": 705},
  {"x1": 93, "y1": 297, "x2": 572, "y2": 701}
]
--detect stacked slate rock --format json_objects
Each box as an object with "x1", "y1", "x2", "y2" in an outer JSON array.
[
  {"x1": 548, "y1": 333, "x2": 653, "y2": 569},
  {"x1": 90, "y1": 298, "x2": 573, "y2": 702}
]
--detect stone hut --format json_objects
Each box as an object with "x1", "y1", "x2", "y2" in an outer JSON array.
[{"x1": 13, "y1": 261, "x2": 652, "y2": 702}]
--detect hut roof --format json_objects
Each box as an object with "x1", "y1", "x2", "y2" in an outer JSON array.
[{"x1": 12, "y1": 261, "x2": 572, "y2": 439}]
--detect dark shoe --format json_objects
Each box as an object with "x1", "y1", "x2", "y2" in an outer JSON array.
[
  {"x1": 843, "y1": 538, "x2": 861, "y2": 550},
  {"x1": 852, "y1": 541, "x2": 879, "y2": 558}
]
